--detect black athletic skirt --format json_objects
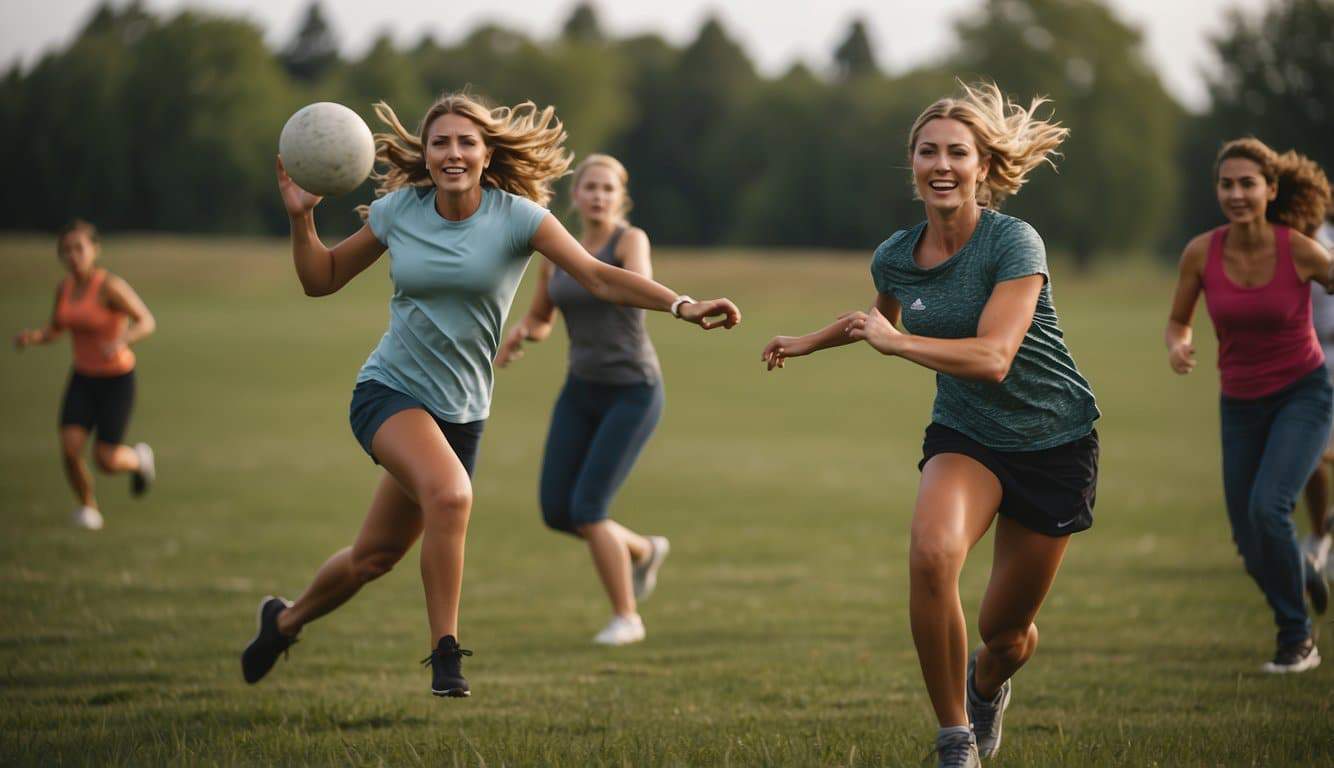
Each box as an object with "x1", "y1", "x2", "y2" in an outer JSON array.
[
  {"x1": 919, "y1": 422, "x2": 1098, "y2": 537},
  {"x1": 59, "y1": 369, "x2": 136, "y2": 445}
]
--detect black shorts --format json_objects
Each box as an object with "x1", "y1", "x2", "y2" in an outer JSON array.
[
  {"x1": 348, "y1": 379, "x2": 485, "y2": 477},
  {"x1": 59, "y1": 370, "x2": 136, "y2": 445},
  {"x1": 919, "y1": 422, "x2": 1098, "y2": 537}
]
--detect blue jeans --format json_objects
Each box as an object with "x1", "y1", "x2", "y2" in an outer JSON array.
[
  {"x1": 539, "y1": 375, "x2": 664, "y2": 535},
  {"x1": 1220, "y1": 366, "x2": 1333, "y2": 646}
]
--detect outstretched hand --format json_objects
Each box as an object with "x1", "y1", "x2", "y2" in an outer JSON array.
[
  {"x1": 1168, "y1": 341, "x2": 1196, "y2": 375},
  {"x1": 760, "y1": 335, "x2": 810, "y2": 371},
  {"x1": 678, "y1": 298, "x2": 741, "y2": 330},
  {"x1": 276, "y1": 155, "x2": 323, "y2": 218},
  {"x1": 844, "y1": 307, "x2": 902, "y2": 355}
]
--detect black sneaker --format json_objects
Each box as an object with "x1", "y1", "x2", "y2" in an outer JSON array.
[
  {"x1": 1262, "y1": 637, "x2": 1321, "y2": 674},
  {"x1": 130, "y1": 443, "x2": 155, "y2": 497},
  {"x1": 241, "y1": 596, "x2": 296, "y2": 683},
  {"x1": 422, "y1": 635, "x2": 473, "y2": 697}
]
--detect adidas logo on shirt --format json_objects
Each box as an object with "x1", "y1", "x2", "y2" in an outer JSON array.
[{"x1": 910, "y1": 298, "x2": 926, "y2": 311}]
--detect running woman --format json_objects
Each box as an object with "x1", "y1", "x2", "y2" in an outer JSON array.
[
  {"x1": 761, "y1": 82, "x2": 1098, "y2": 768},
  {"x1": 1165, "y1": 138, "x2": 1334, "y2": 673},
  {"x1": 242, "y1": 94, "x2": 740, "y2": 698},
  {"x1": 13, "y1": 220, "x2": 157, "y2": 530},
  {"x1": 1302, "y1": 214, "x2": 1334, "y2": 589},
  {"x1": 496, "y1": 154, "x2": 669, "y2": 646}
]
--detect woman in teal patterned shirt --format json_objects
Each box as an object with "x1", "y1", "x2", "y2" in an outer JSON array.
[{"x1": 761, "y1": 82, "x2": 1098, "y2": 768}]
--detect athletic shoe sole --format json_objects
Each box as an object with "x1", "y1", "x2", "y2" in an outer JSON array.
[
  {"x1": 431, "y1": 687, "x2": 470, "y2": 698},
  {"x1": 1262, "y1": 649, "x2": 1322, "y2": 674}
]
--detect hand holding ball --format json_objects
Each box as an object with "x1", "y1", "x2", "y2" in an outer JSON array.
[{"x1": 277, "y1": 102, "x2": 375, "y2": 197}]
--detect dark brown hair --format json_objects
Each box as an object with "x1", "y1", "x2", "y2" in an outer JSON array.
[{"x1": 1216, "y1": 138, "x2": 1331, "y2": 236}]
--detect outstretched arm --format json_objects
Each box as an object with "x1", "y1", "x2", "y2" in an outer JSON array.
[
  {"x1": 495, "y1": 259, "x2": 558, "y2": 368},
  {"x1": 530, "y1": 215, "x2": 740, "y2": 330},
  {"x1": 1165, "y1": 236, "x2": 1207, "y2": 375},
  {"x1": 13, "y1": 284, "x2": 65, "y2": 350},
  {"x1": 761, "y1": 293, "x2": 899, "y2": 371},
  {"x1": 844, "y1": 276, "x2": 1043, "y2": 383},
  {"x1": 277, "y1": 156, "x2": 387, "y2": 297}
]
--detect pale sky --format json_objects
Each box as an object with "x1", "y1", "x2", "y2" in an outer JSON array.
[{"x1": 0, "y1": 0, "x2": 1249, "y2": 110}]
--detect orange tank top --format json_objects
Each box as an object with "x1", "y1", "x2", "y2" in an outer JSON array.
[{"x1": 54, "y1": 269, "x2": 135, "y2": 376}]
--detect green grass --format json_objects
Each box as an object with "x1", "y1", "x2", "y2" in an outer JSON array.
[{"x1": 1, "y1": 234, "x2": 1331, "y2": 766}]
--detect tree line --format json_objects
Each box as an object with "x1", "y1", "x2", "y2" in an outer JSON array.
[{"x1": 2, "y1": 0, "x2": 1329, "y2": 263}]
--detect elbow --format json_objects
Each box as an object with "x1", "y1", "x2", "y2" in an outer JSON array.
[
  {"x1": 982, "y1": 348, "x2": 1013, "y2": 384},
  {"x1": 302, "y1": 283, "x2": 333, "y2": 298}
]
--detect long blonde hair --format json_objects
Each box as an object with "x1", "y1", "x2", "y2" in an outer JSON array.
[
  {"x1": 907, "y1": 81, "x2": 1069, "y2": 207},
  {"x1": 1215, "y1": 137, "x2": 1331, "y2": 236},
  {"x1": 569, "y1": 153, "x2": 633, "y2": 222},
  {"x1": 358, "y1": 92, "x2": 572, "y2": 218}
]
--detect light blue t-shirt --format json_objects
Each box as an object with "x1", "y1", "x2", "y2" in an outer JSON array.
[{"x1": 359, "y1": 185, "x2": 548, "y2": 422}]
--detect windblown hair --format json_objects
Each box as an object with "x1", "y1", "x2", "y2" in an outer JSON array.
[
  {"x1": 57, "y1": 218, "x2": 99, "y2": 245},
  {"x1": 358, "y1": 92, "x2": 573, "y2": 219},
  {"x1": 569, "y1": 153, "x2": 633, "y2": 221},
  {"x1": 1216, "y1": 137, "x2": 1331, "y2": 236},
  {"x1": 907, "y1": 81, "x2": 1069, "y2": 207}
]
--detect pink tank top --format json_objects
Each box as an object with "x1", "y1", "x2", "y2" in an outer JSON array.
[
  {"x1": 1202, "y1": 225, "x2": 1324, "y2": 399},
  {"x1": 53, "y1": 269, "x2": 135, "y2": 377}
]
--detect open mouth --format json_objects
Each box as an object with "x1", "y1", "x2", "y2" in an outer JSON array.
[
  {"x1": 928, "y1": 180, "x2": 958, "y2": 192},
  {"x1": 442, "y1": 167, "x2": 466, "y2": 177}
]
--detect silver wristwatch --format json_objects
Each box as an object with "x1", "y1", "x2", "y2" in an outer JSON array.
[{"x1": 670, "y1": 295, "x2": 697, "y2": 318}]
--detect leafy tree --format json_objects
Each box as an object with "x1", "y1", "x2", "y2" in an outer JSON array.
[
  {"x1": 952, "y1": 0, "x2": 1184, "y2": 266},
  {"x1": 833, "y1": 19, "x2": 878, "y2": 81},
  {"x1": 281, "y1": 1, "x2": 340, "y2": 83},
  {"x1": 561, "y1": 3, "x2": 604, "y2": 44}
]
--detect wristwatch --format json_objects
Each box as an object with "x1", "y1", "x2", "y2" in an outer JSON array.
[{"x1": 670, "y1": 295, "x2": 697, "y2": 318}]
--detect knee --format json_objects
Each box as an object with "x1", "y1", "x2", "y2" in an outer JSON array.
[
  {"x1": 93, "y1": 445, "x2": 118, "y2": 473},
  {"x1": 422, "y1": 486, "x2": 472, "y2": 530},
  {"x1": 1249, "y1": 493, "x2": 1296, "y2": 535},
  {"x1": 351, "y1": 549, "x2": 401, "y2": 584},
  {"x1": 540, "y1": 496, "x2": 575, "y2": 534},
  {"x1": 908, "y1": 536, "x2": 966, "y2": 592}
]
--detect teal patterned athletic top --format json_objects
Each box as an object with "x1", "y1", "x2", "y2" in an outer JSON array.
[{"x1": 870, "y1": 208, "x2": 1099, "y2": 451}]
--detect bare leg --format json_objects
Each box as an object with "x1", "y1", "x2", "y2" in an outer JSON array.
[
  {"x1": 277, "y1": 472, "x2": 423, "y2": 637},
  {"x1": 93, "y1": 442, "x2": 141, "y2": 474},
  {"x1": 59, "y1": 427, "x2": 95, "y2": 508},
  {"x1": 372, "y1": 409, "x2": 473, "y2": 643},
  {"x1": 578, "y1": 521, "x2": 636, "y2": 616},
  {"x1": 1304, "y1": 461, "x2": 1331, "y2": 536},
  {"x1": 972, "y1": 517, "x2": 1070, "y2": 698},
  {"x1": 909, "y1": 454, "x2": 1002, "y2": 728},
  {"x1": 604, "y1": 520, "x2": 652, "y2": 563}
]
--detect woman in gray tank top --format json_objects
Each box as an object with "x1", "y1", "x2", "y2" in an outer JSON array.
[{"x1": 497, "y1": 155, "x2": 670, "y2": 646}]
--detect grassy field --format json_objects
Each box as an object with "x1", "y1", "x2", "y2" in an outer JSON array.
[{"x1": 1, "y1": 233, "x2": 1331, "y2": 767}]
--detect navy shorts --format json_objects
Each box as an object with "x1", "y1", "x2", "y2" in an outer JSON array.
[
  {"x1": 348, "y1": 379, "x2": 484, "y2": 476},
  {"x1": 60, "y1": 369, "x2": 136, "y2": 445},
  {"x1": 919, "y1": 422, "x2": 1098, "y2": 537}
]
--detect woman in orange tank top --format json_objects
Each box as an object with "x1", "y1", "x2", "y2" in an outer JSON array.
[{"x1": 13, "y1": 220, "x2": 158, "y2": 531}]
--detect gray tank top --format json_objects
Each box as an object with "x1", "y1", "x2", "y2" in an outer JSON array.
[{"x1": 547, "y1": 227, "x2": 661, "y2": 384}]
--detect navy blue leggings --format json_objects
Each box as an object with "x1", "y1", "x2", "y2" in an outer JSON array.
[{"x1": 539, "y1": 375, "x2": 664, "y2": 535}]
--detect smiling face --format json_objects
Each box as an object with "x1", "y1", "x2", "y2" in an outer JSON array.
[
  {"x1": 1216, "y1": 157, "x2": 1276, "y2": 225},
  {"x1": 57, "y1": 230, "x2": 98, "y2": 278},
  {"x1": 911, "y1": 117, "x2": 991, "y2": 213},
  {"x1": 424, "y1": 112, "x2": 494, "y2": 195},
  {"x1": 572, "y1": 164, "x2": 625, "y2": 226}
]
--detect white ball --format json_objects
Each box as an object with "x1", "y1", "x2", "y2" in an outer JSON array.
[{"x1": 278, "y1": 102, "x2": 375, "y2": 197}]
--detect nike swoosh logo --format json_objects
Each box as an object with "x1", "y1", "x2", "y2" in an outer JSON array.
[{"x1": 1056, "y1": 517, "x2": 1079, "y2": 528}]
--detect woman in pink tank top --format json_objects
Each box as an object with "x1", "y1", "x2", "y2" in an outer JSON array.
[
  {"x1": 1164, "y1": 138, "x2": 1334, "y2": 673},
  {"x1": 13, "y1": 220, "x2": 158, "y2": 531}
]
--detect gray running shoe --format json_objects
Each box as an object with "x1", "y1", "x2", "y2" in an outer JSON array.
[
  {"x1": 967, "y1": 650, "x2": 1012, "y2": 759},
  {"x1": 632, "y1": 536, "x2": 670, "y2": 601},
  {"x1": 1304, "y1": 551, "x2": 1329, "y2": 615},
  {"x1": 932, "y1": 729, "x2": 980, "y2": 768}
]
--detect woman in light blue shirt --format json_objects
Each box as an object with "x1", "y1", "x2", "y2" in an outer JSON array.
[{"x1": 241, "y1": 93, "x2": 740, "y2": 698}]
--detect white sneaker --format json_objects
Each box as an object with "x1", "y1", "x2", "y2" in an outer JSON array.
[
  {"x1": 593, "y1": 614, "x2": 645, "y2": 646},
  {"x1": 72, "y1": 505, "x2": 104, "y2": 530},
  {"x1": 1305, "y1": 533, "x2": 1332, "y2": 574},
  {"x1": 632, "y1": 536, "x2": 670, "y2": 601},
  {"x1": 131, "y1": 443, "x2": 155, "y2": 497}
]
